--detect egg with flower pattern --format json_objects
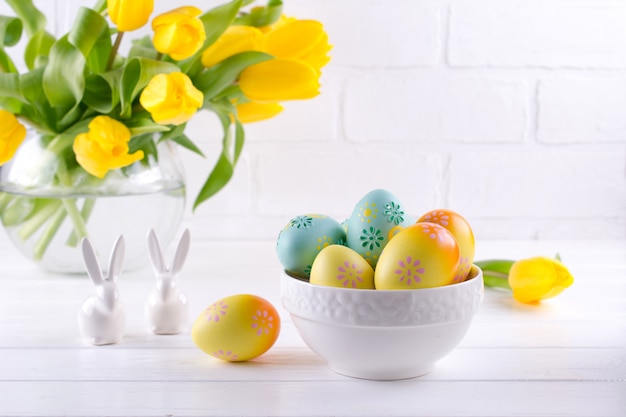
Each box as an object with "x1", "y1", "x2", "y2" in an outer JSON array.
[
  {"x1": 276, "y1": 214, "x2": 346, "y2": 279},
  {"x1": 310, "y1": 245, "x2": 375, "y2": 289},
  {"x1": 192, "y1": 294, "x2": 281, "y2": 362},
  {"x1": 417, "y1": 209, "x2": 475, "y2": 282},
  {"x1": 375, "y1": 222, "x2": 460, "y2": 289},
  {"x1": 346, "y1": 189, "x2": 413, "y2": 268}
]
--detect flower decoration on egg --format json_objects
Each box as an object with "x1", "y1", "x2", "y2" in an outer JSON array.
[
  {"x1": 192, "y1": 294, "x2": 281, "y2": 362},
  {"x1": 383, "y1": 202, "x2": 405, "y2": 225}
]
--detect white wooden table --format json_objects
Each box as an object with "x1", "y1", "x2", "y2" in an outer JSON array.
[{"x1": 0, "y1": 238, "x2": 624, "y2": 417}]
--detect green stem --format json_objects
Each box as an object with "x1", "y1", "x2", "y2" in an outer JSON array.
[
  {"x1": 1, "y1": 196, "x2": 35, "y2": 227},
  {"x1": 0, "y1": 192, "x2": 12, "y2": 212},
  {"x1": 61, "y1": 198, "x2": 90, "y2": 242},
  {"x1": 482, "y1": 272, "x2": 512, "y2": 291},
  {"x1": 17, "y1": 199, "x2": 62, "y2": 241},
  {"x1": 26, "y1": 146, "x2": 90, "y2": 260},
  {"x1": 107, "y1": 31, "x2": 124, "y2": 71},
  {"x1": 66, "y1": 198, "x2": 96, "y2": 247},
  {"x1": 33, "y1": 205, "x2": 67, "y2": 261},
  {"x1": 92, "y1": 0, "x2": 107, "y2": 14}
]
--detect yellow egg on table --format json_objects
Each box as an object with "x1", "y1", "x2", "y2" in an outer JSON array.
[
  {"x1": 375, "y1": 223, "x2": 460, "y2": 289},
  {"x1": 417, "y1": 209, "x2": 475, "y2": 282},
  {"x1": 310, "y1": 245, "x2": 375, "y2": 289},
  {"x1": 192, "y1": 294, "x2": 281, "y2": 362}
]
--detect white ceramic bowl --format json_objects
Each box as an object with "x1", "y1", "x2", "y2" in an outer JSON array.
[{"x1": 281, "y1": 265, "x2": 484, "y2": 380}]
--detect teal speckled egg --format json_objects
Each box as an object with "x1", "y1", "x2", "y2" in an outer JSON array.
[
  {"x1": 276, "y1": 214, "x2": 346, "y2": 279},
  {"x1": 346, "y1": 189, "x2": 413, "y2": 268}
]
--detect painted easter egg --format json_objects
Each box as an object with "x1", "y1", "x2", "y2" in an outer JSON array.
[
  {"x1": 310, "y1": 245, "x2": 375, "y2": 289},
  {"x1": 192, "y1": 294, "x2": 281, "y2": 362},
  {"x1": 417, "y1": 209, "x2": 475, "y2": 282},
  {"x1": 276, "y1": 214, "x2": 346, "y2": 279},
  {"x1": 346, "y1": 189, "x2": 413, "y2": 268},
  {"x1": 375, "y1": 223, "x2": 460, "y2": 289}
]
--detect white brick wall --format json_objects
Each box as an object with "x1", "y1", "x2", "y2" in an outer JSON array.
[{"x1": 2, "y1": 0, "x2": 625, "y2": 240}]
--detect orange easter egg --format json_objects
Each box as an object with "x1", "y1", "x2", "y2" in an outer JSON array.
[
  {"x1": 417, "y1": 209, "x2": 475, "y2": 282},
  {"x1": 375, "y1": 223, "x2": 460, "y2": 289}
]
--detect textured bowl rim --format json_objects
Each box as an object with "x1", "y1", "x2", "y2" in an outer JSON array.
[
  {"x1": 283, "y1": 264, "x2": 483, "y2": 294},
  {"x1": 281, "y1": 265, "x2": 484, "y2": 327}
]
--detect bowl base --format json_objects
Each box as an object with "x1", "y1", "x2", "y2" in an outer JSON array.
[{"x1": 327, "y1": 363, "x2": 435, "y2": 381}]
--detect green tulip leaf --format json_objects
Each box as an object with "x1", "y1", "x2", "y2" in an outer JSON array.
[
  {"x1": 0, "y1": 72, "x2": 23, "y2": 112},
  {"x1": 0, "y1": 72, "x2": 24, "y2": 102},
  {"x1": 20, "y1": 66, "x2": 55, "y2": 129},
  {"x1": 155, "y1": 123, "x2": 206, "y2": 158},
  {"x1": 234, "y1": 0, "x2": 283, "y2": 27},
  {"x1": 169, "y1": 134, "x2": 206, "y2": 158},
  {"x1": 0, "y1": 16, "x2": 23, "y2": 73},
  {"x1": 127, "y1": 118, "x2": 171, "y2": 136},
  {"x1": 24, "y1": 29, "x2": 55, "y2": 70},
  {"x1": 0, "y1": 16, "x2": 23, "y2": 48},
  {"x1": 4, "y1": 0, "x2": 46, "y2": 38},
  {"x1": 202, "y1": 0, "x2": 244, "y2": 48},
  {"x1": 0, "y1": 48, "x2": 17, "y2": 73},
  {"x1": 129, "y1": 36, "x2": 159, "y2": 61},
  {"x1": 83, "y1": 68, "x2": 123, "y2": 114},
  {"x1": 60, "y1": 118, "x2": 93, "y2": 138},
  {"x1": 128, "y1": 133, "x2": 159, "y2": 163},
  {"x1": 43, "y1": 36, "x2": 86, "y2": 118},
  {"x1": 180, "y1": 0, "x2": 243, "y2": 76},
  {"x1": 194, "y1": 51, "x2": 272, "y2": 103},
  {"x1": 120, "y1": 57, "x2": 180, "y2": 118},
  {"x1": 193, "y1": 103, "x2": 244, "y2": 210},
  {"x1": 68, "y1": 7, "x2": 111, "y2": 73},
  {"x1": 91, "y1": 0, "x2": 108, "y2": 15},
  {"x1": 0, "y1": 95, "x2": 22, "y2": 113}
]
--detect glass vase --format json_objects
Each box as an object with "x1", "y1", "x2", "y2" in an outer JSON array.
[{"x1": 0, "y1": 131, "x2": 186, "y2": 273}]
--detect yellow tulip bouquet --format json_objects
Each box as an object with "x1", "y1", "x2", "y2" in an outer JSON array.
[{"x1": 0, "y1": 0, "x2": 331, "y2": 261}]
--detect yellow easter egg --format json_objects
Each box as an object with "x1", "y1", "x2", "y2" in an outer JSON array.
[
  {"x1": 310, "y1": 245, "x2": 375, "y2": 289},
  {"x1": 417, "y1": 209, "x2": 475, "y2": 282},
  {"x1": 375, "y1": 223, "x2": 460, "y2": 289},
  {"x1": 192, "y1": 294, "x2": 281, "y2": 362}
]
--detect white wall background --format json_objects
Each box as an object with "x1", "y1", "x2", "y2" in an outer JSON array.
[{"x1": 3, "y1": 0, "x2": 626, "y2": 241}]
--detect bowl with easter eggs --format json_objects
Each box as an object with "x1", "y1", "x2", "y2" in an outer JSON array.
[{"x1": 277, "y1": 189, "x2": 484, "y2": 380}]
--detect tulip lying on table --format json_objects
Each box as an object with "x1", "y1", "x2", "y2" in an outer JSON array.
[{"x1": 475, "y1": 256, "x2": 574, "y2": 304}]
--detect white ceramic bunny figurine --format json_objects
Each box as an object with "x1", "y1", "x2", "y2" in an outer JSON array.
[
  {"x1": 145, "y1": 228, "x2": 191, "y2": 335},
  {"x1": 78, "y1": 235, "x2": 126, "y2": 346}
]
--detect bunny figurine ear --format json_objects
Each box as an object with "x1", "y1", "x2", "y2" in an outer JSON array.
[
  {"x1": 81, "y1": 237, "x2": 104, "y2": 286},
  {"x1": 107, "y1": 235, "x2": 126, "y2": 281},
  {"x1": 147, "y1": 228, "x2": 166, "y2": 273},
  {"x1": 171, "y1": 229, "x2": 190, "y2": 274}
]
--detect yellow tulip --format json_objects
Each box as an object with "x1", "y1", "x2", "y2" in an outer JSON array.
[
  {"x1": 0, "y1": 110, "x2": 26, "y2": 165},
  {"x1": 239, "y1": 58, "x2": 320, "y2": 103},
  {"x1": 265, "y1": 19, "x2": 332, "y2": 71},
  {"x1": 508, "y1": 257, "x2": 574, "y2": 304},
  {"x1": 139, "y1": 72, "x2": 204, "y2": 126},
  {"x1": 73, "y1": 116, "x2": 144, "y2": 178},
  {"x1": 236, "y1": 102, "x2": 283, "y2": 123},
  {"x1": 107, "y1": 0, "x2": 154, "y2": 32},
  {"x1": 152, "y1": 6, "x2": 206, "y2": 61},
  {"x1": 258, "y1": 14, "x2": 296, "y2": 34},
  {"x1": 201, "y1": 25, "x2": 265, "y2": 68}
]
